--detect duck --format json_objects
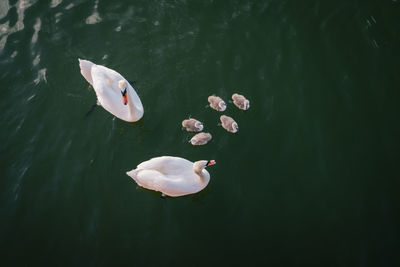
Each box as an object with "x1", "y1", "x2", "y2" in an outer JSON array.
[
  {"x1": 126, "y1": 156, "x2": 216, "y2": 197},
  {"x1": 78, "y1": 59, "x2": 144, "y2": 122},
  {"x1": 220, "y1": 115, "x2": 239, "y2": 133},
  {"x1": 208, "y1": 95, "x2": 227, "y2": 111},
  {"x1": 190, "y1": 132, "x2": 212, "y2": 145},
  {"x1": 232, "y1": 93, "x2": 250, "y2": 110},
  {"x1": 182, "y1": 118, "x2": 204, "y2": 132}
]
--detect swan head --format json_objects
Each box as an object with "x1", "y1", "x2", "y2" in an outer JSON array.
[
  {"x1": 189, "y1": 137, "x2": 198, "y2": 145},
  {"x1": 243, "y1": 100, "x2": 250, "y2": 110},
  {"x1": 119, "y1": 80, "x2": 128, "y2": 105},
  {"x1": 195, "y1": 121, "x2": 204, "y2": 131},
  {"x1": 193, "y1": 160, "x2": 216, "y2": 174},
  {"x1": 218, "y1": 101, "x2": 227, "y2": 111},
  {"x1": 231, "y1": 122, "x2": 239, "y2": 133},
  {"x1": 206, "y1": 160, "x2": 216, "y2": 167}
]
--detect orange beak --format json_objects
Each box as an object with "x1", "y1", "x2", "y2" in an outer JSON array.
[
  {"x1": 121, "y1": 88, "x2": 127, "y2": 105},
  {"x1": 206, "y1": 160, "x2": 216, "y2": 166}
]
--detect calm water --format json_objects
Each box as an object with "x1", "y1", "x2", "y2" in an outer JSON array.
[{"x1": 1, "y1": 0, "x2": 399, "y2": 266}]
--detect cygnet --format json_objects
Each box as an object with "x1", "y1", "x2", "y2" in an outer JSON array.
[
  {"x1": 220, "y1": 115, "x2": 239, "y2": 133},
  {"x1": 182, "y1": 118, "x2": 204, "y2": 132},
  {"x1": 208, "y1": 95, "x2": 227, "y2": 111},
  {"x1": 232, "y1": 93, "x2": 250, "y2": 110},
  {"x1": 190, "y1": 132, "x2": 212, "y2": 146}
]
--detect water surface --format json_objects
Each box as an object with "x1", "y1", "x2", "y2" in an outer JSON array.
[{"x1": 0, "y1": 0, "x2": 399, "y2": 266}]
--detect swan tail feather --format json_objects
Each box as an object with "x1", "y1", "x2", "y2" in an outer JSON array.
[
  {"x1": 78, "y1": 59, "x2": 95, "y2": 86},
  {"x1": 126, "y1": 169, "x2": 138, "y2": 179}
]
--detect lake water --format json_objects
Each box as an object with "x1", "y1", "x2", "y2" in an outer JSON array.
[{"x1": 1, "y1": 0, "x2": 399, "y2": 266}]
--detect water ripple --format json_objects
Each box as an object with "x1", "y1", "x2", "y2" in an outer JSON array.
[
  {"x1": 16, "y1": 0, "x2": 35, "y2": 31},
  {"x1": 50, "y1": 0, "x2": 62, "y2": 9},
  {"x1": 0, "y1": 0, "x2": 37, "y2": 51},
  {"x1": 0, "y1": 21, "x2": 9, "y2": 50},
  {"x1": 65, "y1": 3, "x2": 74, "y2": 10},
  {"x1": 34, "y1": 68, "x2": 47, "y2": 84},
  {"x1": 0, "y1": 0, "x2": 9, "y2": 20},
  {"x1": 86, "y1": 0, "x2": 101, "y2": 25},
  {"x1": 31, "y1": 18, "x2": 41, "y2": 44},
  {"x1": 32, "y1": 54, "x2": 40, "y2": 66},
  {"x1": 27, "y1": 94, "x2": 35, "y2": 102}
]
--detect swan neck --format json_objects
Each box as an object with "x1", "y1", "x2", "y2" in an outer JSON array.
[
  {"x1": 196, "y1": 169, "x2": 208, "y2": 183},
  {"x1": 194, "y1": 163, "x2": 208, "y2": 182},
  {"x1": 194, "y1": 167, "x2": 204, "y2": 176}
]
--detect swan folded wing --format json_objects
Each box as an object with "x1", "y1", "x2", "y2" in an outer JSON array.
[
  {"x1": 134, "y1": 170, "x2": 168, "y2": 192},
  {"x1": 136, "y1": 156, "x2": 193, "y2": 176},
  {"x1": 126, "y1": 83, "x2": 144, "y2": 115},
  {"x1": 135, "y1": 170, "x2": 189, "y2": 196},
  {"x1": 164, "y1": 173, "x2": 207, "y2": 196}
]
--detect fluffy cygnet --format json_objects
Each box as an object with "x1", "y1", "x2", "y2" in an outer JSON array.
[
  {"x1": 232, "y1": 93, "x2": 250, "y2": 110},
  {"x1": 208, "y1": 95, "x2": 227, "y2": 111},
  {"x1": 220, "y1": 115, "x2": 239, "y2": 133},
  {"x1": 190, "y1": 132, "x2": 212, "y2": 146},
  {"x1": 182, "y1": 118, "x2": 204, "y2": 132}
]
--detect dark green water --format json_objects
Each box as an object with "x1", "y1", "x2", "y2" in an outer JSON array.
[{"x1": 1, "y1": 0, "x2": 399, "y2": 266}]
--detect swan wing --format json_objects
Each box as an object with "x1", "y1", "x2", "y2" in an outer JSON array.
[
  {"x1": 135, "y1": 170, "x2": 199, "y2": 197},
  {"x1": 134, "y1": 170, "x2": 167, "y2": 192},
  {"x1": 125, "y1": 82, "x2": 144, "y2": 120},
  {"x1": 137, "y1": 156, "x2": 193, "y2": 176}
]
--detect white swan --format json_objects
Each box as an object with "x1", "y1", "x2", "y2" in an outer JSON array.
[
  {"x1": 126, "y1": 156, "x2": 216, "y2": 197},
  {"x1": 78, "y1": 59, "x2": 144, "y2": 122}
]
